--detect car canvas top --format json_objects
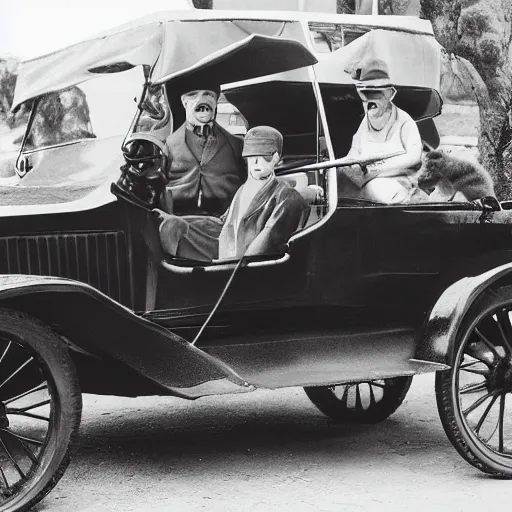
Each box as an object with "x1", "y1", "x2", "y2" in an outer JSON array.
[
  {"x1": 12, "y1": 8, "x2": 435, "y2": 110},
  {"x1": 12, "y1": 14, "x2": 318, "y2": 110}
]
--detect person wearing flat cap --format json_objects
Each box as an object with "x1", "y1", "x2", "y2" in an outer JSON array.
[
  {"x1": 343, "y1": 58, "x2": 425, "y2": 204},
  {"x1": 160, "y1": 83, "x2": 245, "y2": 217},
  {"x1": 217, "y1": 126, "x2": 308, "y2": 259},
  {"x1": 155, "y1": 126, "x2": 308, "y2": 261}
]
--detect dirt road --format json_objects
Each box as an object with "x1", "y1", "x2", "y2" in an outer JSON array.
[{"x1": 35, "y1": 374, "x2": 512, "y2": 512}]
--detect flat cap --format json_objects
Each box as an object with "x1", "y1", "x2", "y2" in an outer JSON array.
[
  {"x1": 242, "y1": 126, "x2": 283, "y2": 158},
  {"x1": 350, "y1": 57, "x2": 393, "y2": 88}
]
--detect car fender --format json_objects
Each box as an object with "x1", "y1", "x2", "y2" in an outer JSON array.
[
  {"x1": 414, "y1": 258, "x2": 512, "y2": 366},
  {"x1": 0, "y1": 275, "x2": 251, "y2": 398}
]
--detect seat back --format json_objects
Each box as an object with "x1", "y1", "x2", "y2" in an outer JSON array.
[{"x1": 278, "y1": 173, "x2": 324, "y2": 229}]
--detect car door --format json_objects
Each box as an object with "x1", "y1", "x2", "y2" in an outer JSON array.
[
  {"x1": 143, "y1": 171, "x2": 334, "y2": 342},
  {"x1": 352, "y1": 203, "x2": 512, "y2": 311}
]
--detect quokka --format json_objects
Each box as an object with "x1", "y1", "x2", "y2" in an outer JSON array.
[{"x1": 417, "y1": 150, "x2": 495, "y2": 201}]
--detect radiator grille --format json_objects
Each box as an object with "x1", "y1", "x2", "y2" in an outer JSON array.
[{"x1": 0, "y1": 232, "x2": 130, "y2": 304}]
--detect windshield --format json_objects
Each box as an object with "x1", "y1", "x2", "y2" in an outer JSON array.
[
  {"x1": 0, "y1": 66, "x2": 144, "y2": 206},
  {"x1": 22, "y1": 66, "x2": 143, "y2": 152}
]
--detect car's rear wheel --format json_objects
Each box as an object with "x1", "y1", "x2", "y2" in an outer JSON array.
[
  {"x1": 304, "y1": 376, "x2": 413, "y2": 424},
  {"x1": 436, "y1": 285, "x2": 512, "y2": 477},
  {"x1": 0, "y1": 309, "x2": 82, "y2": 511}
]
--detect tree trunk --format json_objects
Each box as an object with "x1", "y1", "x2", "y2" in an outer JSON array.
[
  {"x1": 337, "y1": 0, "x2": 355, "y2": 14},
  {"x1": 421, "y1": 0, "x2": 512, "y2": 199},
  {"x1": 0, "y1": 58, "x2": 19, "y2": 124}
]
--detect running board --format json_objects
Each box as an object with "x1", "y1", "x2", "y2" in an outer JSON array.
[{"x1": 203, "y1": 327, "x2": 449, "y2": 389}]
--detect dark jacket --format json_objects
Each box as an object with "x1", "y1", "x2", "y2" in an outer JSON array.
[
  {"x1": 162, "y1": 122, "x2": 245, "y2": 216},
  {"x1": 218, "y1": 178, "x2": 308, "y2": 259}
]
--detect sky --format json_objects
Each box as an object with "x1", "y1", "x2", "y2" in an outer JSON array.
[
  {"x1": 0, "y1": 0, "x2": 343, "y2": 60},
  {"x1": 0, "y1": 0, "x2": 193, "y2": 60}
]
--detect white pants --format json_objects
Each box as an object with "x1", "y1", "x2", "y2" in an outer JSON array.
[{"x1": 361, "y1": 177, "x2": 429, "y2": 204}]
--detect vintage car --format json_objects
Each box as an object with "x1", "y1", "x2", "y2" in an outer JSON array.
[{"x1": 1, "y1": 8, "x2": 512, "y2": 512}]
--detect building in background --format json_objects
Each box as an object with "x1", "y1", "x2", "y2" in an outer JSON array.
[
  {"x1": 216, "y1": 96, "x2": 248, "y2": 137},
  {"x1": 212, "y1": 0, "x2": 336, "y2": 12},
  {"x1": 212, "y1": 0, "x2": 421, "y2": 15}
]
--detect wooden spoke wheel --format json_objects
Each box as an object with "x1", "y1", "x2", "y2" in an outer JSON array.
[
  {"x1": 436, "y1": 285, "x2": 512, "y2": 477},
  {"x1": 0, "y1": 309, "x2": 81, "y2": 511},
  {"x1": 304, "y1": 376, "x2": 413, "y2": 424}
]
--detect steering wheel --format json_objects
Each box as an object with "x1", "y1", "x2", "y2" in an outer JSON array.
[
  {"x1": 121, "y1": 133, "x2": 169, "y2": 172},
  {"x1": 112, "y1": 134, "x2": 170, "y2": 210}
]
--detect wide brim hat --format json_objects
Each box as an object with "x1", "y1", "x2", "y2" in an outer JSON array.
[
  {"x1": 167, "y1": 73, "x2": 222, "y2": 99},
  {"x1": 242, "y1": 125, "x2": 283, "y2": 158},
  {"x1": 165, "y1": 75, "x2": 222, "y2": 127},
  {"x1": 348, "y1": 57, "x2": 394, "y2": 89}
]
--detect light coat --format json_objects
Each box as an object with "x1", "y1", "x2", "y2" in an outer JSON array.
[{"x1": 218, "y1": 178, "x2": 307, "y2": 259}]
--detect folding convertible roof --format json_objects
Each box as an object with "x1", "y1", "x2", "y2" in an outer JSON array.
[
  {"x1": 12, "y1": 16, "x2": 315, "y2": 110},
  {"x1": 12, "y1": 9, "x2": 438, "y2": 110}
]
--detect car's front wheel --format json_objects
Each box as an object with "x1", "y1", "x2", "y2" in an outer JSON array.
[
  {"x1": 304, "y1": 376, "x2": 413, "y2": 424},
  {"x1": 0, "y1": 309, "x2": 82, "y2": 511},
  {"x1": 436, "y1": 285, "x2": 512, "y2": 477}
]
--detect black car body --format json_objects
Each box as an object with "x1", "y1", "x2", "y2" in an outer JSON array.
[{"x1": 0, "y1": 9, "x2": 511, "y2": 512}]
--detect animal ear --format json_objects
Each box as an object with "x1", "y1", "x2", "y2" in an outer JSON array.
[
  {"x1": 426, "y1": 150, "x2": 444, "y2": 161},
  {"x1": 420, "y1": 150, "x2": 432, "y2": 166}
]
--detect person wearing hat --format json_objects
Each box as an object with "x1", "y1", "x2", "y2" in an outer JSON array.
[
  {"x1": 217, "y1": 126, "x2": 308, "y2": 259},
  {"x1": 160, "y1": 84, "x2": 245, "y2": 217},
  {"x1": 154, "y1": 126, "x2": 308, "y2": 261},
  {"x1": 343, "y1": 57, "x2": 425, "y2": 204}
]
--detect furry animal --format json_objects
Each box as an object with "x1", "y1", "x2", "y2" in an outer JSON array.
[{"x1": 417, "y1": 150, "x2": 495, "y2": 202}]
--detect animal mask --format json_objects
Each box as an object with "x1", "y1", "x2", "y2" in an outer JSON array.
[
  {"x1": 357, "y1": 87, "x2": 396, "y2": 131},
  {"x1": 246, "y1": 153, "x2": 279, "y2": 181},
  {"x1": 181, "y1": 89, "x2": 218, "y2": 128}
]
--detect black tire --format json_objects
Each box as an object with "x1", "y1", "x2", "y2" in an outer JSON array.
[
  {"x1": 0, "y1": 308, "x2": 82, "y2": 511},
  {"x1": 436, "y1": 284, "x2": 512, "y2": 477},
  {"x1": 304, "y1": 376, "x2": 413, "y2": 424}
]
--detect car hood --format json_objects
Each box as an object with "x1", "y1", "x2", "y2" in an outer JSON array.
[{"x1": 12, "y1": 18, "x2": 317, "y2": 110}]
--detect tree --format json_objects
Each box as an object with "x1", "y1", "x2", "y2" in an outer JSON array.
[
  {"x1": 337, "y1": 0, "x2": 415, "y2": 15},
  {"x1": 0, "y1": 58, "x2": 22, "y2": 128},
  {"x1": 421, "y1": 0, "x2": 512, "y2": 199},
  {"x1": 337, "y1": 0, "x2": 356, "y2": 13}
]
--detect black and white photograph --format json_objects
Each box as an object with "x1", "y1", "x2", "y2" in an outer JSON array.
[{"x1": 1, "y1": 0, "x2": 512, "y2": 510}]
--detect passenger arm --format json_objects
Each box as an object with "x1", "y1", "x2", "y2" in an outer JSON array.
[
  {"x1": 345, "y1": 128, "x2": 362, "y2": 160},
  {"x1": 339, "y1": 128, "x2": 368, "y2": 188},
  {"x1": 244, "y1": 191, "x2": 307, "y2": 257}
]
